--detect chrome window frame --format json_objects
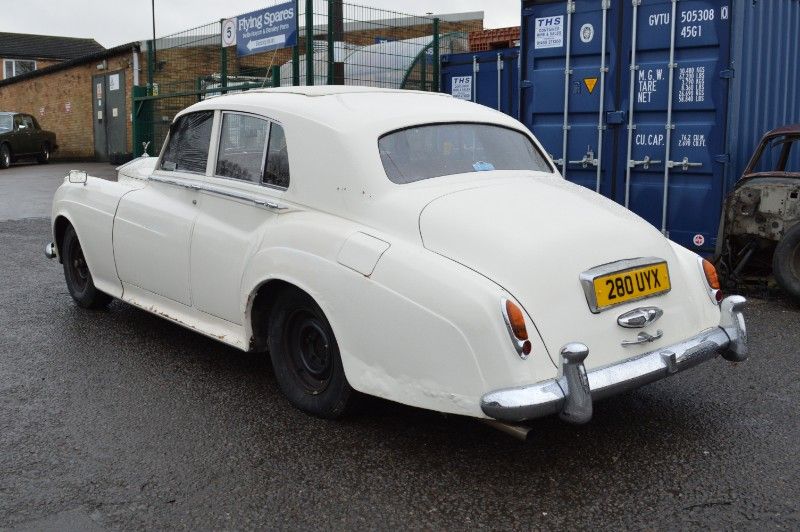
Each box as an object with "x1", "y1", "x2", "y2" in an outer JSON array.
[
  {"x1": 579, "y1": 257, "x2": 671, "y2": 314},
  {"x1": 213, "y1": 111, "x2": 272, "y2": 185}
]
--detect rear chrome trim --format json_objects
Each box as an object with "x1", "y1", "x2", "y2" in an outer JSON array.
[
  {"x1": 579, "y1": 256, "x2": 670, "y2": 313},
  {"x1": 481, "y1": 295, "x2": 748, "y2": 424},
  {"x1": 44, "y1": 242, "x2": 57, "y2": 260}
]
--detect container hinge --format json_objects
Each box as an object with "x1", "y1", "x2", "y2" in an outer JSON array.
[
  {"x1": 631, "y1": 0, "x2": 642, "y2": 6},
  {"x1": 521, "y1": 80, "x2": 533, "y2": 89},
  {"x1": 720, "y1": 69, "x2": 735, "y2": 79},
  {"x1": 601, "y1": 0, "x2": 611, "y2": 9},
  {"x1": 630, "y1": 156, "x2": 662, "y2": 169},
  {"x1": 567, "y1": 1, "x2": 576, "y2": 14},
  {"x1": 668, "y1": 157, "x2": 703, "y2": 171},
  {"x1": 715, "y1": 153, "x2": 731, "y2": 164}
]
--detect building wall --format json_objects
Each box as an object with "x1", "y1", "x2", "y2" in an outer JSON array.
[{"x1": 0, "y1": 52, "x2": 137, "y2": 159}]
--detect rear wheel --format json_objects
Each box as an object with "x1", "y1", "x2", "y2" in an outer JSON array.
[
  {"x1": 0, "y1": 144, "x2": 10, "y2": 169},
  {"x1": 36, "y1": 143, "x2": 50, "y2": 164},
  {"x1": 61, "y1": 225, "x2": 112, "y2": 309},
  {"x1": 773, "y1": 223, "x2": 800, "y2": 302},
  {"x1": 268, "y1": 289, "x2": 353, "y2": 418}
]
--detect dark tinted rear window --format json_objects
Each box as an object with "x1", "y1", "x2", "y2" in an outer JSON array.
[{"x1": 379, "y1": 123, "x2": 552, "y2": 184}]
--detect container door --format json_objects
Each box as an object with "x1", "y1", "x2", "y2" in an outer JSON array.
[
  {"x1": 522, "y1": 0, "x2": 623, "y2": 198},
  {"x1": 619, "y1": 0, "x2": 731, "y2": 251},
  {"x1": 105, "y1": 71, "x2": 127, "y2": 161},
  {"x1": 441, "y1": 49, "x2": 520, "y2": 119}
]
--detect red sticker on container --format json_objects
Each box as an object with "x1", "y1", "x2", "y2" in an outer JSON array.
[{"x1": 693, "y1": 234, "x2": 705, "y2": 247}]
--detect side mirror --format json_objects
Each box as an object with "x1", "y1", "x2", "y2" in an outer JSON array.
[{"x1": 67, "y1": 169, "x2": 88, "y2": 185}]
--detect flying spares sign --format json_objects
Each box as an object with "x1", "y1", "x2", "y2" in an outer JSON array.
[{"x1": 222, "y1": 0, "x2": 298, "y2": 56}]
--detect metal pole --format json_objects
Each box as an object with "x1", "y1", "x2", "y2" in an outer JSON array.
[
  {"x1": 147, "y1": 40, "x2": 154, "y2": 93},
  {"x1": 292, "y1": 46, "x2": 300, "y2": 86},
  {"x1": 327, "y1": 0, "x2": 334, "y2": 85},
  {"x1": 624, "y1": 0, "x2": 640, "y2": 208},
  {"x1": 305, "y1": 0, "x2": 314, "y2": 85},
  {"x1": 661, "y1": 0, "x2": 678, "y2": 235},
  {"x1": 220, "y1": 42, "x2": 228, "y2": 94},
  {"x1": 432, "y1": 18, "x2": 440, "y2": 92},
  {"x1": 151, "y1": 0, "x2": 156, "y2": 67},
  {"x1": 560, "y1": 0, "x2": 575, "y2": 179},
  {"x1": 272, "y1": 66, "x2": 281, "y2": 87},
  {"x1": 594, "y1": 0, "x2": 609, "y2": 193}
]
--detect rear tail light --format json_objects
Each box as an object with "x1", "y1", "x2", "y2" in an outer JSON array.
[
  {"x1": 700, "y1": 258, "x2": 723, "y2": 304},
  {"x1": 501, "y1": 299, "x2": 532, "y2": 358}
]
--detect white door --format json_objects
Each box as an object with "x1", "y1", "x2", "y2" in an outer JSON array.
[
  {"x1": 190, "y1": 113, "x2": 291, "y2": 324},
  {"x1": 113, "y1": 111, "x2": 214, "y2": 306}
]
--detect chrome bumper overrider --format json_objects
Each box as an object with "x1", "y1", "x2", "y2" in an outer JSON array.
[
  {"x1": 44, "y1": 242, "x2": 57, "y2": 260},
  {"x1": 481, "y1": 296, "x2": 748, "y2": 424}
]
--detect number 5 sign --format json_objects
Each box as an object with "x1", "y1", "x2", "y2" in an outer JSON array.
[{"x1": 222, "y1": 18, "x2": 237, "y2": 47}]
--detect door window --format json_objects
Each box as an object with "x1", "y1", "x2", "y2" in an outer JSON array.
[
  {"x1": 215, "y1": 113, "x2": 270, "y2": 183},
  {"x1": 263, "y1": 123, "x2": 290, "y2": 189},
  {"x1": 160, "y1": 111, "x2": 214, "y2": 174},
  {"x1": 21, "y1": 116, "x2": 34, "y2": 129}
]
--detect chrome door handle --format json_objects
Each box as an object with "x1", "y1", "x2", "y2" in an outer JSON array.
[
  {"x1": 621, "y1": 329, "x2": 663, "y2": 347},
  {"x1": 254, "y1": 199, "x2": 287, "y2": 211}
]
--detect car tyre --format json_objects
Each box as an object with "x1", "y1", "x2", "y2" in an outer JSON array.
[
  {"x1": 0, "y1": 144, "x2": 10, "y2": 169},
  {"x1": 61, "y1": 225, "x2": 112, "y2": 309},
  {"x1": 773, "y1": 223, "x2": 800, "y2": 302},
  {"x1": 268, "y1": 289, "x2": 353, "y2": 418},
  {"x1": 36, "y1": 143, "x2": 50, "y2": 164}
]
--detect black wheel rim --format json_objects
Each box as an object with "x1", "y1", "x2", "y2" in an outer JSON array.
[
  {"x1": 285, "y1": 309, "x2": 333, "y2": 394},
  {"x1": 1, "y1": 150, "x2": 8, "y2": 166},
  {"x1": 43, "y1": 147, "x2": 49, "y2": 161},
  {"x1": 68, "y1": 238, "x2": 90, "y2": 293}
]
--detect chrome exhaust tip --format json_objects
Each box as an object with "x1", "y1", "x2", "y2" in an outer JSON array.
[{"x1": 44, "y1": 242, "x2": 57, "y2": 260}]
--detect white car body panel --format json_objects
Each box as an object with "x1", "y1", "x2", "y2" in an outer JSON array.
[{"x1": 48, "y1": 86, "x2": 737, "y2": 420}]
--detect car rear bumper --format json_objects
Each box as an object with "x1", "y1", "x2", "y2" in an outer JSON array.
[{"x1": 480, "y1": 296, "x2": 748, "y2": 424}]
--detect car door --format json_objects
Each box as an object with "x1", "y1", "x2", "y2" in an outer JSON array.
[
  {"x1": 190, "y1": 111, "x2": 291, "y2": 324},
  {"x1": 12, "y1": 115, "x2": 31, "y2": 155},
  {"x1": 21, "y1": 115, "x2": 37, "y2": 154},
  {"x1": 113, "y1": 110, "x2": 213, "y2": 306}
]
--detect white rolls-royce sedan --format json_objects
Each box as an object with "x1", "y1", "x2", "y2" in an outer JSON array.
[{"x1": 46, "y1": 86, "x2": 747, "y2": 430}]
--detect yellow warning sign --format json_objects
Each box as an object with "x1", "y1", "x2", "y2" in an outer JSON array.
[{"x1": 584, "y1": 77, "x2": 598, "y2": 94}]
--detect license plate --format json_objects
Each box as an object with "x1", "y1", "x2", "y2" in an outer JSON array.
[{"x1": 591, "y1": 261, "x2": 671, "y2": 311}]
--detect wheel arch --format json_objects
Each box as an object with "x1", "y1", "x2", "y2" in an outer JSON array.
[
  {"x1": 247, "y1": 277, "x2": 308, "y2": 352},
  {"x1": 53, "y1": 214, "x2": 75, "y2": 264}
]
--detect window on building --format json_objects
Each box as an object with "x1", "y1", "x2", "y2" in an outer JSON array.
[
  {"x1": 3, "y1": 59, "x2": 36, "y2": 79},
  {"x1": 263, "y1": 123, "x2": 290, "y2": 189},
  {"x1": 215, "y1": 113, "x2": 270, "y2": 183},
  {"x1": 160, "y1": 111, "x2": 214, "y2": 174}
]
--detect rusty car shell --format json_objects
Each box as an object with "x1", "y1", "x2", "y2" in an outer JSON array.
[{"x1": 716, "y1": 124, "x2": 800, "y2": 295}]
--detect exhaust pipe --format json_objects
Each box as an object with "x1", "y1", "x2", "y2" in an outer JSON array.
[{"x1": 481, "y1": 419, "x2": 532, "y2": 441}]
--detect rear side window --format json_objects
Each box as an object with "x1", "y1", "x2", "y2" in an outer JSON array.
[
  {"x1": 263, "y1": 123, "x2": 290, "y2": 189},
  {"x1": 161, "y1": 111, "x2": 213, "y2": 173},
  {"x1": 216, "y1": 113, "x2": 269, "y2": 183},
  {"x1": 379, "y1": 123, "x2": 552, "y2": 184}
]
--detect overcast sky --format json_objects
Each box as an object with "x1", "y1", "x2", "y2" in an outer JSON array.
[{"x1": 0, "y1": 0, "x2": 520, "y2": 48}]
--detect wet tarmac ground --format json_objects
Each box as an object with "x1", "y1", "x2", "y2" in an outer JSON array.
[{"x1": 1, "y1": 163, "x2": 798, "y2": 529}]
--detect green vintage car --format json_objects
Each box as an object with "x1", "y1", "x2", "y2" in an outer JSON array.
[{"x1": 0, "y1": 112, "x2": 58, "y2": 169}]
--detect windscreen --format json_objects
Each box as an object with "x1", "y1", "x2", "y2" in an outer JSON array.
[{"x1": 378, "y1": 123, "x2": 552, "y2": 184}]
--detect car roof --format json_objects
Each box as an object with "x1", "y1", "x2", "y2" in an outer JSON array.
[
  {"x1": 764, "y1": 124, "x2": 800, "y2": 137},
  {"x1": 180, "y1": 87, "x2": 523, "y2": 136}
]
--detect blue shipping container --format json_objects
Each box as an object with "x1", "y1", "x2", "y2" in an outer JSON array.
[
  {"x1": 518, "y1": 0, "x2": 800, "y2": 252},
  {"x1": 441, "y1": 48, "x2": 520, "y2": 119}
]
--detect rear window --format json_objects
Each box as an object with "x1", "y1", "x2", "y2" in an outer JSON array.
[{"x1": 378, "y1": 123, "x2": 552, "y2": 184}]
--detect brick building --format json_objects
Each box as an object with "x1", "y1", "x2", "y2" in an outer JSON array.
[
  {"x1": 0, "y1": 32, "x2": 104, "y2": 80},
  {"x1": 0, "y1": 43, "x2": 141, "y2": 161}
]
